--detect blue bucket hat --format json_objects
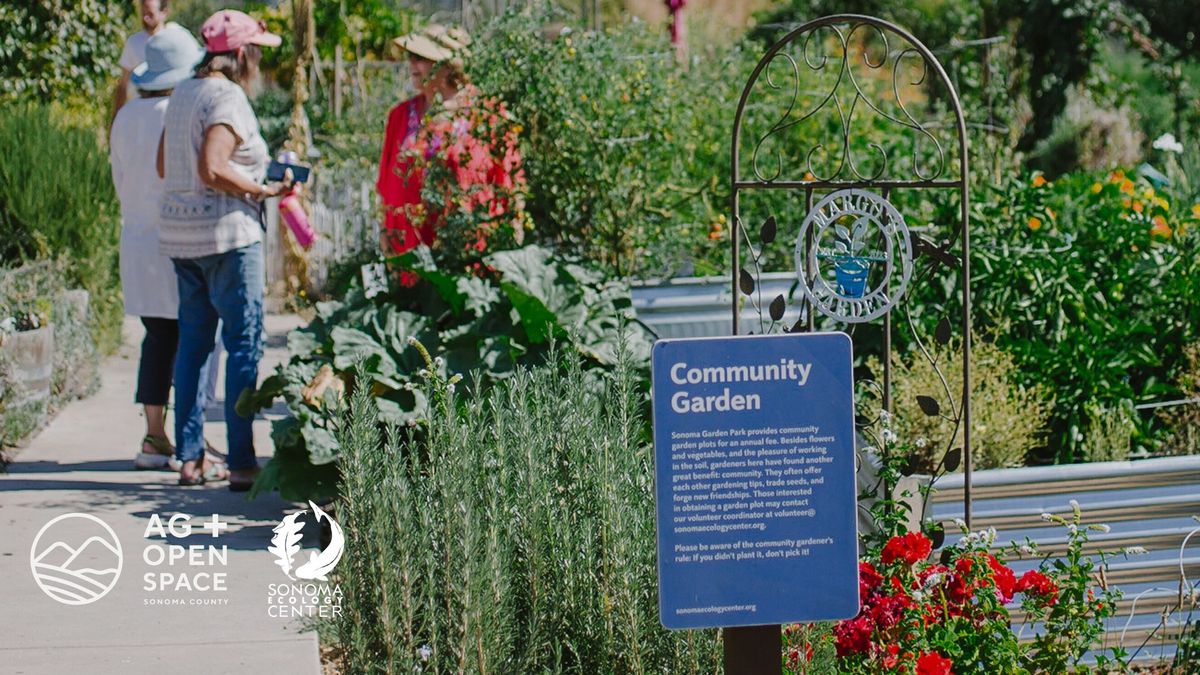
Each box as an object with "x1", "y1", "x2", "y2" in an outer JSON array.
[{"x1": 131, "y1": 24, "x2": 204, "y2": 92}]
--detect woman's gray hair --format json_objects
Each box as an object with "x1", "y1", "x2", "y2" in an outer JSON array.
[{"x1": 194, "y1": 45, "x2": 261, "y2": 89}]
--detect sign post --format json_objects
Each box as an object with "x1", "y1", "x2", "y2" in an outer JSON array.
[{"x1": 651, "y1": 333, "x2": 860, "y2": 670}]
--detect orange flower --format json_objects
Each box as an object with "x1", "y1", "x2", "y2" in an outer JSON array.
[
  {"x1": 1150, "y1": 216, "x2": 1172, "y2": 239},
  {"x1": 803, "y1": 171, "x2": 817, "y2": 182},
  {"x1": 708, "y1": 223, "x2": 724, "y2": 240},
  {"x1": 1028, "y1": 216, "x2": 1042, "y2": 231},
  {"x1": 1132, "y1": 201, "x2": 1144, "y2": 214},
  {"x1": 1119, "y1": 179, "x2": 1135, "y2": 194},
  {"x1": 1122, "y1": 198, "x2": 1132, "y2": 209},
  {"x1": 1109, "y1": 169, "x2": 1125, "y2": 183},
  {"x1": 1031, "y1": 174, "x2": 1047, "y2": 188}
]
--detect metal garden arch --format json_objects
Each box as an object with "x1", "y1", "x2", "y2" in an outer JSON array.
[{"x1": 728, "y1": 15, "x2": 975, "y2": 530}]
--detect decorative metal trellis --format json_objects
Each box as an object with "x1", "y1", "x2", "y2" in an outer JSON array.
[{"x1": 728, "y1": 15, "x2": 975, "y2": 528}]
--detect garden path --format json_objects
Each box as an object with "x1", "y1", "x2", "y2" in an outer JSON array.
[{"x1": 0, "y1": 313, "x2": 321, "y2": 675}]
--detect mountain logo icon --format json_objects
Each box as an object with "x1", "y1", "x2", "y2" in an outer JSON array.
[{"x1": 29, "y1": 513, "x2": 123, "y2": 606}]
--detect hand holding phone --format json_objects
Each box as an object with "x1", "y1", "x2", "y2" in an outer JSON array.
[{"x1": 267, "y1": 160, "x2": 310, "y2": 184}]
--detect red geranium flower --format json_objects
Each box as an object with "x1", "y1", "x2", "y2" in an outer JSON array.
[
  {"x1": 833, "y1": 615, "x2": 873, "y2": 656},
  {"x1": 915, "y1": 651, "x2": 954, "y2": 675},
  {"x1": 881, "y1": 532, "x2": 933, "y2": 566},
  {"x1": 1017, "y1": 569, "x2": 1059, "y2": 605},
  {"x1": 859, "y1": 561, "x2": 883, "y2": 602},
  {"x1": 870, "y1": 593, "x2": 913, "y2": 631},
  {"x1": 986, "y1": 554, "x2": 1017, "y2": 603}
]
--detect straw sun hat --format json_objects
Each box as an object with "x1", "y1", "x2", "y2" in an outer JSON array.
[{"x1": 393, "y1": 24, "x2": 470, "y2": 63}]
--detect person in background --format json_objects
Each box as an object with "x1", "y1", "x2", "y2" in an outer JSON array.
[
  {"x1": 112, "y1": 0, "x2": 177, "y2": 120},
  {"x1": 157, "y1": 9, "x2": 289, "y2": 489},
  {"x1": 377, "y1": 25, "x2": 469, "y2": 255},
  {"x1": 110, "y1": 24, "x2": 221, "y2": 473}
]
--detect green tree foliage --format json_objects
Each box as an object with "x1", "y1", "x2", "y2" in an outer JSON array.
[{"x1": 0, "y1": 0, "x2": 128, "y2": 103}]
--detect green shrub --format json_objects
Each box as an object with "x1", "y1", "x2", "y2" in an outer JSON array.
[
  {"x1": 868, "y1": 336, "x2": 1054, "y2": 471},
  {"x1": 927, "y1": 169, "x2": 1200, "y2": 462},
  {"x1": 334, "y1": 347, "x2": 722, "y2": 672},
  {"x1": 466, "y1": 8, "x2": 757, "y2": 277},
  {"x1": 0, "y1": 103, "x2": 123, "y2": 354},
  {"x1": 0, "y1": 0, "x2": 127, "y2": 103}
]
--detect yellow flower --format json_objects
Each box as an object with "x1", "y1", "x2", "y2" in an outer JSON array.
[
  {"x1": 1155, "y1": 197, "x2": 1169, "y2": 210},
  {"x1": 1192, "y1": 204, "x2": 1200, "y2": 219},
  {"x1": 1142, "y1": 187, "x2": 1155, "y2": 199},
  {"x1": 1032, "y1": 174, "x2": 1047, "y2": 188},
  {"x1": 1150, "y1": 215, "x2": 1172, "y2": 239},
  {"x1": 1090, "y1": 182, "x2": 1103, "y2": 194},
  {"x1": 579, "y1": 93, "x2": 587, "y2": 102},
  {"x1": 1028, "y1": 216, "x2": 1042, "y2": 231},
  {"x1": 1119, "y1": 179, "x2": 1135, "y2": 194},
  {"x1": 567, "y1": 47, "x2": 577, "y2": 57}
]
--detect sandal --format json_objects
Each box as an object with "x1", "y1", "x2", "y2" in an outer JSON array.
[
  {"x1": 177, "y1": 456, "x2": 229, "y2": 486},
  {"x1": 135, "y1": 435, "x2": 181, "y2": 471}
]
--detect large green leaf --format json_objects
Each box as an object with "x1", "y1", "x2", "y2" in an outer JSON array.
[
  {"x1": 331, "y1": 326, "x2": 392, "y2": 372},
  {"x1": 301, "y1": 422, "x2": 339, "y2": 466},
  {"x1": 488, "y1": 246, "x2": 584, "y2": 343}
]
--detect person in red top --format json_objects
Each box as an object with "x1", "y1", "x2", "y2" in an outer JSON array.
[{"x1": 378, "y1": 25, "x2": 469, "y2": 254}]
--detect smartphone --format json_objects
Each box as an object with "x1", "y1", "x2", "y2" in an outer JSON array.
[{"x1": 266, "y1": 160, "x2": 311, "y2": 184}]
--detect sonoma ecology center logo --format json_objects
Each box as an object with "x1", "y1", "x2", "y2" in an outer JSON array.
[
  {"x1": 269, "y1": 501, "x2": 344, "y2": 581},
  {"x1": 30, "y1": 513, "x2": 123, "y2": 605},
  {"x1": 267, "y1": 501, "x2": 346, "y2": 619}
]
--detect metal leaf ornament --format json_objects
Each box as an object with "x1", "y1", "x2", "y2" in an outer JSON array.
[
  {"x1": 935, "y1": 316, "x2": 952, "y2": 346},
  {"x1": 926, "y1": 522, "x2": 946, "y2": 549},
  {"x1": 943, "y1": 447, "x2": 962, "y2": 473},
  {"x1": 739, "y1": 268, "x2": 755, "y2": 295},
  {"x1": 916, "y1": 395, "x2": 941, "y2": 416},
  {"x1": 769, "y1": 294, "x2": 786, "y2": 321},
  {"x1": 760, "y1": 216, "x2": 777, "y2": 244}
]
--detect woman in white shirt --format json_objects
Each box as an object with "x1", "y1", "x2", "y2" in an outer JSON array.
[{"x1": 110, "y1": 24, "x2": 214, "y2": 471}]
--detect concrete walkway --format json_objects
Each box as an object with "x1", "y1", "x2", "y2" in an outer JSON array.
[{"x1": 0, "y1": 314, "x2": 322, "y2": 674}]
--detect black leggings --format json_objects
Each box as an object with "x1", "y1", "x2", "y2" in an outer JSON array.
[{"x1": 137, "y1": 317, "x2": 178, "y2": 406}]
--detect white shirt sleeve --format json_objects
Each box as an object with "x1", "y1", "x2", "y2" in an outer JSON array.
[{"x1": 119, "y1": 32, "x2": 144, "y2": 72}]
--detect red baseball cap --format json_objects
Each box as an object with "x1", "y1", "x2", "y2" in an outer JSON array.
[{"x1": 201, "y1": 10, "x2": 282, "y2": 52}]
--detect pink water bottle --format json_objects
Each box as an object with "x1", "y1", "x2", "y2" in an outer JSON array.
[
  {"x1": 279, "y1": 190, "x2": 316, "y2": 249},
  {"x1": 276, "y1": 151, "x2": 316, "y2": 249}
]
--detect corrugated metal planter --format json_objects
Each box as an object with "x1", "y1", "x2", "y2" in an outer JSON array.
[{"x1": 0, "y1": 325, "x2": 54, "y2": 444}]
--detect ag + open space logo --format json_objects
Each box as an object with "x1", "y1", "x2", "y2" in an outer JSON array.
[{"x1": 30, "y1": 513, "x2": 123, "y2": 605}]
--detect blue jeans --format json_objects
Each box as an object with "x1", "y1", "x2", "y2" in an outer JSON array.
[{"x1": 172, "y1": 243, "x2": 264, "y2": 470}]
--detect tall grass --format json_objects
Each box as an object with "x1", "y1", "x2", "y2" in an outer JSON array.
[
  {"x1": 0, "y1": 103, "x2": 122, "y2": 353},
  {"x1": 335, "y1": 347, "x2": 722, "y2": 673}
]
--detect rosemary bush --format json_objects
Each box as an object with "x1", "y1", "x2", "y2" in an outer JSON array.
[{"x1": 335, "y1": 346, "x2": 722, "y2": 673}]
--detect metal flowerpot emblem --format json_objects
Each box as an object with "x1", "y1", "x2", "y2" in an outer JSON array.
[{"x1": 795, "y1": 189, "x2": 912, "y2": 322}]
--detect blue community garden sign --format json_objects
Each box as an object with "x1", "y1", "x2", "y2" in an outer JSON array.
[{"x1": 651, "y1": 332, "x2": 860, "y2": 629}]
